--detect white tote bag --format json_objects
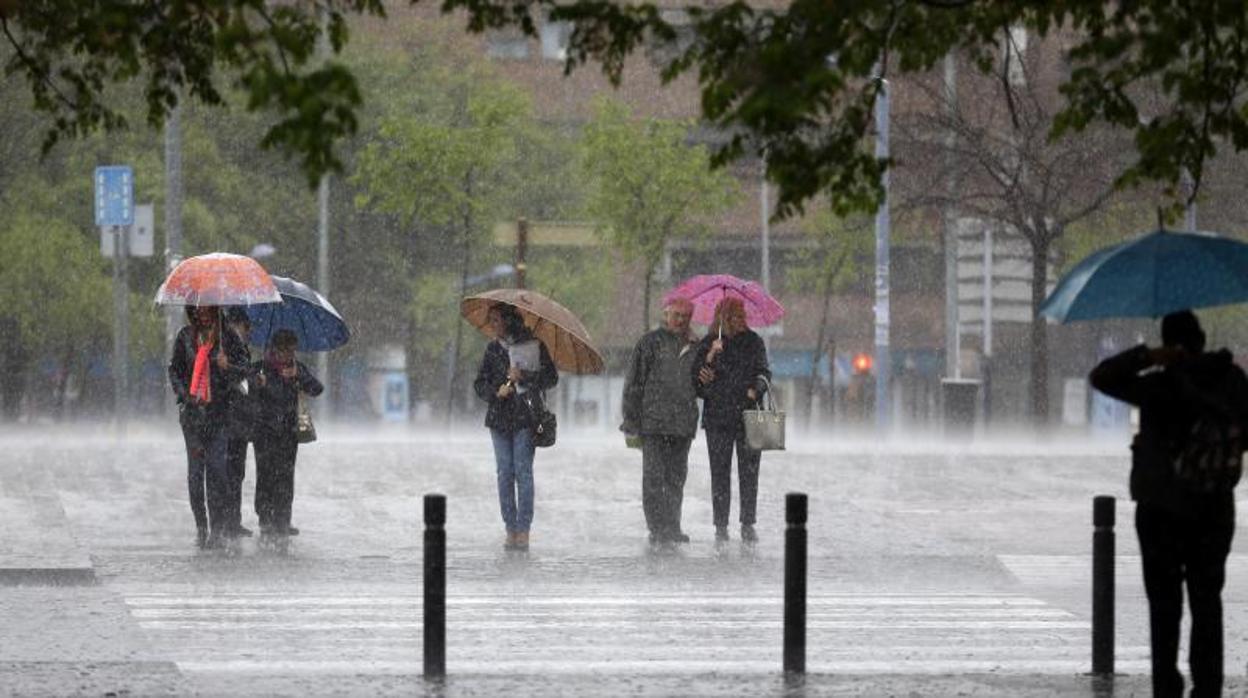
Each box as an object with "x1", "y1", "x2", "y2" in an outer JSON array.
[{"x1": 742, "y1": 377, "x2": 785, "y2": 451}]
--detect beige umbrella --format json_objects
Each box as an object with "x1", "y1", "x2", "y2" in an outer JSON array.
[{"x1": 461, "y1": 289, "x2": 605, "y2": 374}]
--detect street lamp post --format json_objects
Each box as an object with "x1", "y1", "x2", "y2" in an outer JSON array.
[{"x1": 873, "y1": 78, "x2": 892, "y2": 433}]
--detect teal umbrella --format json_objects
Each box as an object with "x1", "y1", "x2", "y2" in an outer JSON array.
[{"x1": 1039, "y1": 229, "x2": 1248, "y2": 322}]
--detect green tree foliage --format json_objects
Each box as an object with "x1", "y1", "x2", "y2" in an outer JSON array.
[
  {"x1": 580, "y1": 97, "x2": 736, "y2": 331},
  {"x1": 434, "y1": 0, "x2": 1248, "y2": 222},
  {"x1": 352, "y1": 55, "x2": 547, "y2": 410},
  {"x1": 786, "y1": 207, "x2": 872, "y2": 422},
  {"x1": 0, "y1": 0, "x2": 385, "y2": 187}
]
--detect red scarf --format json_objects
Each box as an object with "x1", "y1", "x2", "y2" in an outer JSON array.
[{"x1": 189, "y1": 340, "x2": 213, "y2": 403}]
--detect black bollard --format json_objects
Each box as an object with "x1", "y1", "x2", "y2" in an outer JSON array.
[
  {"x1": 784, "y1": 492, "x2": 808, "y2": 675},
  {"x1": 1092, "y1": 495, "x2": 1115, "y2": 677},
  {"x1": 424, "y1": 494, "x2": 447, "y2": 679}
]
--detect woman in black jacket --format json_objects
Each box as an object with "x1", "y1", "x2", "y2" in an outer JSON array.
[
  {"x1": 473, "y1": 304, "x2": 558, "y2": 551},
  {"x1": 693, "y1": 296, "x2": 772, "y2": 544},
  {"x1": 251, "y1": 329, "x2": 323, "y2": 540},
  {"x1": 168, "y1": 305, "x2": 249, "y2": 548}
]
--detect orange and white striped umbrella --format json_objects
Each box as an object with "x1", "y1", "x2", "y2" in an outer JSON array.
[{"x1": 154, "y1": 252, "x2": 281, "y2": 307}]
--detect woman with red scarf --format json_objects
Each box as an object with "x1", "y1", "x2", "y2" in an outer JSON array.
[
  {"x1": 251, "y1": 329, "x2": 323, "y2": 539},
  {"x1": 168, "y1": 305, "x2": 249, "y2": 548}
]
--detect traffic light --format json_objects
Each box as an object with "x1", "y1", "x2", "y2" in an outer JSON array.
[{"x1": 852, "y1": 352, "x2": 873, "y2": 374}]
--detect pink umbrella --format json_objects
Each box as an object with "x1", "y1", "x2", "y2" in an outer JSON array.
[{"x1": 663, "y1": 274, "x2": 785, "y2": 327}]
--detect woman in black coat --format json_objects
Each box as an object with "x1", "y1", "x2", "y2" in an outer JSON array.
[
  {"x1": 250, "y1": 329, "x2": 323, "y2": 539},
  {"x1": 168, "y1": 305, "x2": 249, "y2": 548},
  {"x1": 693, "y1": 296, "x2": 772, "y2": 544},
  {"x1": 472, "y1": 304, "x2": 558, "y2": 552}
]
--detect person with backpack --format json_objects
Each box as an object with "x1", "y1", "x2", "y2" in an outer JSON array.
[{"x1": 1090, "y1": 309, "x2": 1246, "y2": 697}]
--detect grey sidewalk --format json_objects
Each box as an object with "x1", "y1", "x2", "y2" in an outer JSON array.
[{"x1": 0, "y1": 448, "x2": 94, "y2": 586}]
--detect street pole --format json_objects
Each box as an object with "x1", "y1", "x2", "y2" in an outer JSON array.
[
  {"x1": 164, "y1": 103, "x2": 183, "y2": 416},
  {"x1": 873, "y1": 78, "x2": 891, "y2": 432},
  {"x1": 317, "y1": 173, "x2": 331, "y2": 420},
  {"x1": 982, "y1": 226, "x2": 993, "y2": 426},
  {"x1": 1182, "y1": 168, "x2": 1197, "y2": 231},
  {"x1": 942, "y1": 54, "x2": 960, "y2": 380},
  {"x1": 112, "y1": 225, "x2": 130, "y2": 432},
  {"x1": 315, "y1": 10, "x2": 333, "y2": 421},
  {"x1": 516, "y1": 218, "x2": 528, "y2": 289},
  {"x1": 760, "y1": 153, "x2": 771, "y2": 294}
]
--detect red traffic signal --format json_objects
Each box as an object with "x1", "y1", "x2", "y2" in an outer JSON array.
[{"x1": 852, "y1": 352, "x2": 873, "y2": 374}]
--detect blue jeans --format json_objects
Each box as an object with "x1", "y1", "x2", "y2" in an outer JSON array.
[{"x1": 490, "y1": 428, "x2": 535, "y2": 533}]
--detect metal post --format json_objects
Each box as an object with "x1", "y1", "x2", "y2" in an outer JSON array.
[
  {"x1": 424, "y1": 494, "x2": 447, "y2": 678},
  {"x1": 316, "y1": 173, "x2": 331, "y2": 420},
  {"x1": 873, "y1": 78, "x2": 891, "y2": 432},
  {"x1": 942, "y1": 54, "x2": 960, "y2": 381},
  {"x1": 112, "y1": 225, "x2": 130, "y2": 431},
  {"x1": 760, "y1": 152, "x2": 771, "y2": 294},
  {"x1": 315, "y1": 8, "x2": 332, "y2": 421},
  {"x1": 981, "y1": 226, "x2": 993, "y2": 425},
  {"x1": 1181, "y1": 168, "x2": 1197, "y2": 232},
  {"x1": 1092, "y1": 495, "x2": 1115, "y2": 676},
  {"x1": 784, "y1": 492, "x2": 808, "y2": 675},
  {"x1": 164, "y1": 103, "x2": 183, "y2": 417},
  {"x1": 516, "y1": 218, "x2": 528, "y2": 289}
]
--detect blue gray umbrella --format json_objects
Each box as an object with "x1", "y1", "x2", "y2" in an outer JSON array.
[
  {"x1": 1040, "y1": 229, "x2": 1248, "y2": 323},
  {"x1": 245, "y1": 275, "x2": 349, "y2": 351}
]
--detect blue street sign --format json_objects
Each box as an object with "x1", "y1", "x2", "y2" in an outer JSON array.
[{"x1": 94, "y1": 165, "x2": 134, "y2": 227}]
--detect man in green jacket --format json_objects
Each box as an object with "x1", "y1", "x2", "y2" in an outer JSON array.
[{"x1": 622, "y1": 297, "x2": 700, "y2": 545}]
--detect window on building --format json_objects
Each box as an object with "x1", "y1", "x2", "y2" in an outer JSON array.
[
  {"x1": 541, "y1": 20, "x2": 570, "y2": 61},
  {"x1": 1004, "y1": 25, "x2": 1028, "y2": 87},
  {"x1": 487, "y1": 29, "x2": 529, "y2": 60}
]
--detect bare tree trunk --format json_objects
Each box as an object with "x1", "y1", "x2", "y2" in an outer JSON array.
[
  {"x1": 806, "y1": 273, "x2": 836, "y2": 428},
  {"x1": 1029, "y1": 236, "x2": 1051, "y2": 422}
]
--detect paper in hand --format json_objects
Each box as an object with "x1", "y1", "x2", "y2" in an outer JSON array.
[{"x1": 508, "y1": 340, "x2": 541, "y2": 373}]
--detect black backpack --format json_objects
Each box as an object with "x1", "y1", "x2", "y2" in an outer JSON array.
[{"x1": 1170, "y1": 381, "x2": 1245, "y2": 494}]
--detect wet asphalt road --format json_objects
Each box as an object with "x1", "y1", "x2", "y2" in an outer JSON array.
[{"x1": 2, "y1": 426, "x2": 1247, "y2": 696}]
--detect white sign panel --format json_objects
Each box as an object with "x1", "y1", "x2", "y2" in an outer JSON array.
[{"x1": 102, "y1": 203, "x2": 154, "y2": 257}]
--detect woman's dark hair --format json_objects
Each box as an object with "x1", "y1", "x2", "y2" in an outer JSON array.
[
  {"x1": 271, "y1": 329, "x2": 299, "y2": 352},
  {"x1": 496, "y1": 304, "x2": 527, "y2": 338}
]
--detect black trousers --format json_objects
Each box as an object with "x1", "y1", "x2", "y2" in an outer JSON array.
[
  {"x1": 254, "y1": 432, "x2": 299, "y2": 533},
  {"x1": 179, "y1": 416, "x2": 229, "y2": 536},
  {"x1": 225, "y1": 438, "x2": 250, "y2": 531},
  {"x1": 705, "y1": 426, "x2": 761, "y2": 528},
  {"x1": 641, "y1": 435, "x2": 691, "y2": 536},
  {"x1": 1136, "y1": 499, "x2": 1235, "y2": 698}
]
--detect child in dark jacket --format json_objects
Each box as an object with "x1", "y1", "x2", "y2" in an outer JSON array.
[{"x1": 251, "y1": 329, "x2": 323, "y2": 538}]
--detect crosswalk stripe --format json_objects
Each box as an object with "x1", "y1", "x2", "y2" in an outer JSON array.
[
  {"x1": 174, "y1": 658, "x2": 1156, "y2": 674},
  {"x1": 124, "y1": 590, "x2": 1115, "y2": 675}
]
